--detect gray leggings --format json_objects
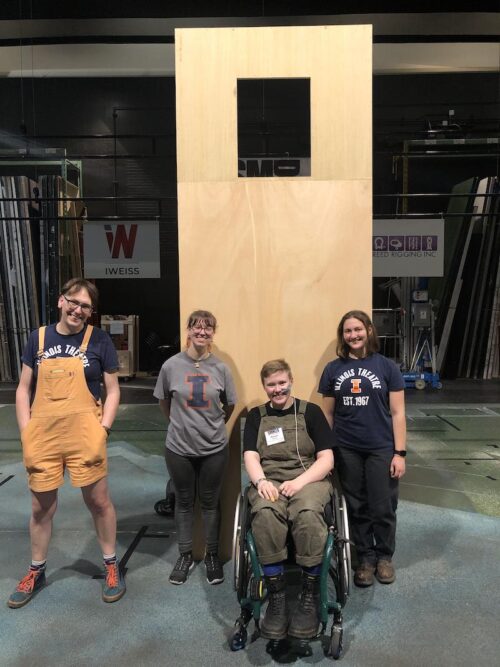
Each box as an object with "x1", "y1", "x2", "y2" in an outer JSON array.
[{"x1": 164, "y1": 447, "x2": 228, "y2": 554}]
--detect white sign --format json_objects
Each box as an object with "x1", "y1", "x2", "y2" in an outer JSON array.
[
  {"x1": 84, "y1": 221, "x2": 161, "y2": 279},
  {"x1": 373, "y1": 218, "x2": 444, "y2": 277}
]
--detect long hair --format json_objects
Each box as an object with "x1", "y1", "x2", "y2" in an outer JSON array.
[
  {"x1": 185, "y1": 310, "x2": 217, "y2": 349},
  {"x1": 336, "y1": 310, "x2": 379, "y2": 359}
]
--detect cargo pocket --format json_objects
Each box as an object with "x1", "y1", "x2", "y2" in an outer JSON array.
[
  {"x1": 21, "y1": 419, "x2": 41, "y2": 471},
  {"x1": 80, "y1": 412, "x2": 107, "y2": 468}
]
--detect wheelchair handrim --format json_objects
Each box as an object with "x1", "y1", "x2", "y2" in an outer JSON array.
[
  {"x1": 339, "y1": 493, "x2": 352, "y2": 597},
  {"x1": 232, "y1": 494, "x2": 242, "y2": 592}
]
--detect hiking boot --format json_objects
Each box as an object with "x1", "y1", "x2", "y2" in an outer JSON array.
[
  {"x1": 204, "y1": 552, "x2": 224, "y2": 585},
  {"x1": 8, "y1": 568, "x2": 46, "y2": 609},
  {"x1": 169, "y1": 552, "x2": 194, "y2": 585},
  {"x1": 288, "y1": 573, "x2": 321, "y2": 639},
  {"x1": 354, "y1": 562, "x2": 376, "y2": 587},
  {"x1": 102, "y1": 559, "x2": 126, "y2": 603},
  {"x1": 261, "y1": 574, "x2": 288, "y2": 640},
  {"x1": 376, "y1": 559, "x2": 395, "y2": 584}
]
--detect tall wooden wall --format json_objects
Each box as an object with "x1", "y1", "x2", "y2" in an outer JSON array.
[{"x1": 175, "y1": 25, "x2": 372, "y2": 558}]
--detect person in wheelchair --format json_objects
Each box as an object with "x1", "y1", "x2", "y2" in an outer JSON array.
[{"x1": 243, "y1": 359, "x2": 334, "y2": 641}]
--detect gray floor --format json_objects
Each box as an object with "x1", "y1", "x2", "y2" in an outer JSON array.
[{"x1": 1, "y1": 386, "x2": 500, "y2": 666}]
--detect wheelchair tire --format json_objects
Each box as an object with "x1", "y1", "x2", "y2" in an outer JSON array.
[
  {"x1": 154, "y1": 494, "x2": 175, "y2": 517},
  {"x1": 329, "y1": 625, "x2": 343, "y2": 660},
  {"x1": 232, "y1": 491, "x2": 251, "y2": 600},
  {"x1": 338, "y1": 492, "x2": 352, "y2": 599},
  {"x1": 331, "y1": 489, "x2": 352, "y2": 606}
]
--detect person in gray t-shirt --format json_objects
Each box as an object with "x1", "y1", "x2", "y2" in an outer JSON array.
[{"x1": 154, "y1": 309, "x2": 237, "y2": 586}]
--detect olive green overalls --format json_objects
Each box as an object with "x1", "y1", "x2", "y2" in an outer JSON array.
[
  {"x1": 248, "y1": 401, "x2": 332, "y2": 567},
  {"x1": 21, "y1": 325, "x2": 108, "y2": 492}
]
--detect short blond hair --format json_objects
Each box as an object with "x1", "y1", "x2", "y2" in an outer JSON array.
[{"x1": 260, "y1": 359, "x2": 292, "y2": 385}]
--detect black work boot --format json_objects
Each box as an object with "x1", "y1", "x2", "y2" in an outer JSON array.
[
  {"x1": 261, "y1": 574, "x2": 288, "y2": 640},
  {"x1": 288, "y1": 573, "x2": 321, "y2": 639}
]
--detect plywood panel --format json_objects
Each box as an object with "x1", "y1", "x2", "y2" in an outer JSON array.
[
  {"x1": 176, "y1": 25, "x2": 372, "y2": 183},
  {"x1": 175, "y1": 26, "x2": 372, "y2": 559},
  {"x1": 178, "y1": 179, "x2": 371, "y2": 409}
]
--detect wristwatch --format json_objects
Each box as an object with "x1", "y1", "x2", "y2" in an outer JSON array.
[{"x1": 394, "y1": 450, "x2": 406, "y2": 457}]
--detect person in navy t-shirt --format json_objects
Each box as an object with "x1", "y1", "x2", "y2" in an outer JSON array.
[
  {"x1": 8, "y1": 278, "x2": 125, "y2": 610},
  {"x1": 319, "y1": 310, "x2": 406, "y2": 587}
]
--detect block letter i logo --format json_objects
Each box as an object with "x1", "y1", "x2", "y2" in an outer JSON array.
[{"x1": 350, "y1": 379, "x2": 362, "y2": 394}]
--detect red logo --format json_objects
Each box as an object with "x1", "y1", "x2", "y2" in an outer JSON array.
[
  {"x1": 105, "y1": 224, "x2": 138, "y2": 258},
  {"x1": 350, "y1": 379, "x2": 362, "y2": 394}
]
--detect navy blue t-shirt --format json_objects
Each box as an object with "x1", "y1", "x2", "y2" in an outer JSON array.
[
  {"x1": 22, "y1": 324, "x2": 119, "y2": 400},
  {"x1": 318, "y1": 353, "x2": 404, "y2": 450}
]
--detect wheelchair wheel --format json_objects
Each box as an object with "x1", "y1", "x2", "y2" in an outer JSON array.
[
  {"x1": 154, "y1": 493, "x2": 175, "y2": 517},
  {"x1": 329, "y1": 624, "x2": 343, "y2": 660},
  {"x1": 232, "y1": 491, "x2": 251, "y2": 600},
  {"x1": 331, "y1": 489, "x2": 352, "y2": 606}
]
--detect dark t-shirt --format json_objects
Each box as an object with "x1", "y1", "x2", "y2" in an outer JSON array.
[
  {"x1": 318, "y1": 353, "x2": 404, "y2": 450},
  {"x1": 243, "y1": 399, "x2": 332, "y2": 454},
  {"x1": 22, "y1": 324, "x2": 119, "y2": 399}
]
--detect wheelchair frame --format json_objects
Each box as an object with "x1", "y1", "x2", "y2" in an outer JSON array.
[{"x1": 230, "y1": 484, "x2": 351, "y2": 660}]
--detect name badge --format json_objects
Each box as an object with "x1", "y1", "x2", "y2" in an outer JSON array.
[{"x1": 264, "y1": 427, "x2": 285, "y2": 446}]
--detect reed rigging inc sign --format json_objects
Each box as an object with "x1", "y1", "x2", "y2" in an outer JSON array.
[
  {"x1": 84, "y1": 221, "x2": 160, "y2": 279},
  {"x1": 373, "y1": 218, "x2": 444, "y2": 277}
]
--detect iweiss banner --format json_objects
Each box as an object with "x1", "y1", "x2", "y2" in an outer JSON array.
[{"x1": 84, "y1": 221, "x2": 160, "y2": 279}]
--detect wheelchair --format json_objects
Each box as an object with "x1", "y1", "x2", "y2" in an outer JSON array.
[{"x1": 230, "y1": 483, "x2": 351, "y2": 660}]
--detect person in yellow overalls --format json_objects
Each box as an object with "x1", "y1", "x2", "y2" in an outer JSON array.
[{"x1": 7, "y1": 278, "x2": 124, "y2": 608}]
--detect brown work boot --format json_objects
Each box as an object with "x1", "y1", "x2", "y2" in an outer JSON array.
[
  {"x1": 376, "y1": 559, "x2": 395, "y2": 584},
  {"x1": 354, "y1": 562, "x2": 376, "y2": 587}
]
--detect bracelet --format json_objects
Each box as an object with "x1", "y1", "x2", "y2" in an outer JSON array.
[{"x1": 254, "y1": 477, "x2": 267, "y2": 489}]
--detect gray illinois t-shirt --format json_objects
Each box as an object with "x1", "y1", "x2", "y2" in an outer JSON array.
[{"x1": 153, "y1": 351, "x2": 237, "y2": 456}]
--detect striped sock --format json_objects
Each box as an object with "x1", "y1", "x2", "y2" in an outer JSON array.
[
  {"x1": 103, "y1": 553, "x2": 117, "y2": 565},
  {"x1": 302, "y1": 564, "x2": 321, "y2": 576}
]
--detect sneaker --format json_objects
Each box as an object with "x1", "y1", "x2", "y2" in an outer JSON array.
[
  {"x1": 102, "y1": 560, "x2": 126, "y2": 603},
  {"x1": 354, "y1": 562, "x2": 376, "y2": 587},
  {"x1": 169, "y1": 552, "x2": 194, "y2": 585},
  {"x1": 204, "y1": 552, "x2": 224, "y2": 585},
  {"x1": 8, "y1": 568, "x2": 46, "y2": 609},
  {"x1": 376, "y1": 559, "x2": 396, "y2": 584}
]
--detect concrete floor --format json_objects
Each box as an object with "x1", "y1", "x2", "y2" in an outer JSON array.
[{"x1": 1, "y1": 379, "x2": 499, "y2": 666}]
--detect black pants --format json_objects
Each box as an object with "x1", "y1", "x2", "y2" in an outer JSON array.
[
  {"x1": 164, "y1": 447, "x2": 228, "y2": 554},
  {"x1": 336, "y1": 445, "x2": 398, "y2": 565}
]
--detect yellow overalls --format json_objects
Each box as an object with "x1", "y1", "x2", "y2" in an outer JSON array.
[{"x1": 21, "y1": 325, "x2": 108, "y2": 492}]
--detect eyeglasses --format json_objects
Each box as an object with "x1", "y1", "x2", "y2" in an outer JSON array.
[
  {"x1": 62, "y1": 294, "x2": 93, "y2": 314},
  {"x1": 191, "y1": 324, "x2": 214, "y2": 333}
]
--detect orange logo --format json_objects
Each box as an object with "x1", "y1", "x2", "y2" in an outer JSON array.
[{"x1": 350, "y1": 379, "x2": 362, "y2": 394}]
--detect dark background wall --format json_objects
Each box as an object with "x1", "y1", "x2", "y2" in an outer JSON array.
[{"x1": 0, "y1": 72, "x2": 498, "y2": 366}]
